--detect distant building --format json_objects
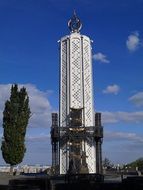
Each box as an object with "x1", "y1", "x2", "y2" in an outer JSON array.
[{"x1": 0, "y1": 165, "x2": 50, "y2": 174}]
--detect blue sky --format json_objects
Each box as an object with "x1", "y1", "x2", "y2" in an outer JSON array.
[{"x1": 0, "y1": 0, "x2": 143, "y2": 166}]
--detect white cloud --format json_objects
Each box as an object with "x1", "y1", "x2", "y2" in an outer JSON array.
[
  {"x1": 93, "y1": 52, "x2": 110, "y2": 63},
  {"x1": 103, "y1": 84, "x2": 120, "y2": 95},
  {"x1": 101, "y1": 111, "x2": 118, "y2": 123},
  {"x1": 26, "y1": 133, "x2": 50, "y2": 142},
  {"x1": 126, "y1": 32, "x2": 141, "y2": 51},
  {"x1": 105, "y1": 131, "x2": 143, "y2": 143},
  {"x1": 103, "y1": 131, "x2": 143, "y2": 164},
  {"x1": 101, "y1": 111, "x2": 143, "y2": 124},
  {"x1": 103, "y1": 130, "x2": 143, "y2": 164},
  {"x1": 0, "y1": 84, "x2": 54, "y2": 128},
  {"x1": 129, "y1": 92, "x2": 143, "y2": 107}
]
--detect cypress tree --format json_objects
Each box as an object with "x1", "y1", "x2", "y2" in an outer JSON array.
[{"x1": 1, "y1": 84, "x2": 31, "y2": 174}]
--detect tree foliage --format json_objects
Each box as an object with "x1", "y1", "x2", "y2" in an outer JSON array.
[
  {"x1": 102, "y1": 157, "x2": 114, "y2": 169},
  {"x1": 126, "y1": 158, "x2": 143, "y2": 170},
  {"x1": 1, "y1": 84, "x2": 31, "y2": 166}
]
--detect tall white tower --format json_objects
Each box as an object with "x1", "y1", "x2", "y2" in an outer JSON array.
[{"x1": 51, "y1": 12, "x2": 103, "y2": 175}]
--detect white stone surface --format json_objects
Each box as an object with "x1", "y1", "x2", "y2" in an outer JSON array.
[{"x1": 59, "y1": 31, "x2": 96, "y2": 174}]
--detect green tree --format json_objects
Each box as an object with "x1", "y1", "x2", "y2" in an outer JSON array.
[
  {"x1": 1, "y1": 84, "x2": 31, "y2": 174},
  {"x1": 126, "y1": 158, "x2": 143, "y2": 170},
  {"x1": 102, "y1": 157, "x2": 114, "y2": 169}
]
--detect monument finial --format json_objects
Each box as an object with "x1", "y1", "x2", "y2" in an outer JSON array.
[
  {"x1": 68, "y1": 11, "x2": 82, "y2": 33},
  {"x1": 73, "y1": 9, "x2": 76, "y2": 16}
]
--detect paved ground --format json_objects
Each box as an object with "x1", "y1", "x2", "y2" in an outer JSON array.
[{"x1": 0, "y1": 173, "x2": 25, "y2": 185}]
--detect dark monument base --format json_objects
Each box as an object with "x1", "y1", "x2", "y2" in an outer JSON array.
[
  {"x1": 1, "y1": 174, "x2": 143, "y2": 190},
  {"x1": 64, "y1": 173, "x2": 104, "y2": 183},
  {"x1": 8, "y1": 176, "x2": 50, "y2": 190},
  {"x1": 51, "y1": 174, "x2": 143, "y2": 190}
]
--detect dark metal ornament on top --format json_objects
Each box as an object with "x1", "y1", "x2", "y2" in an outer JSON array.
[{"x1": 68, "y1": 11, "x2": 82, "y2": 33}]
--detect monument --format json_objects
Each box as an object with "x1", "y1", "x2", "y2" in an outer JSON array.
[{"x1": 51, "y1": 12, "x2": 103, "y2": 175}]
